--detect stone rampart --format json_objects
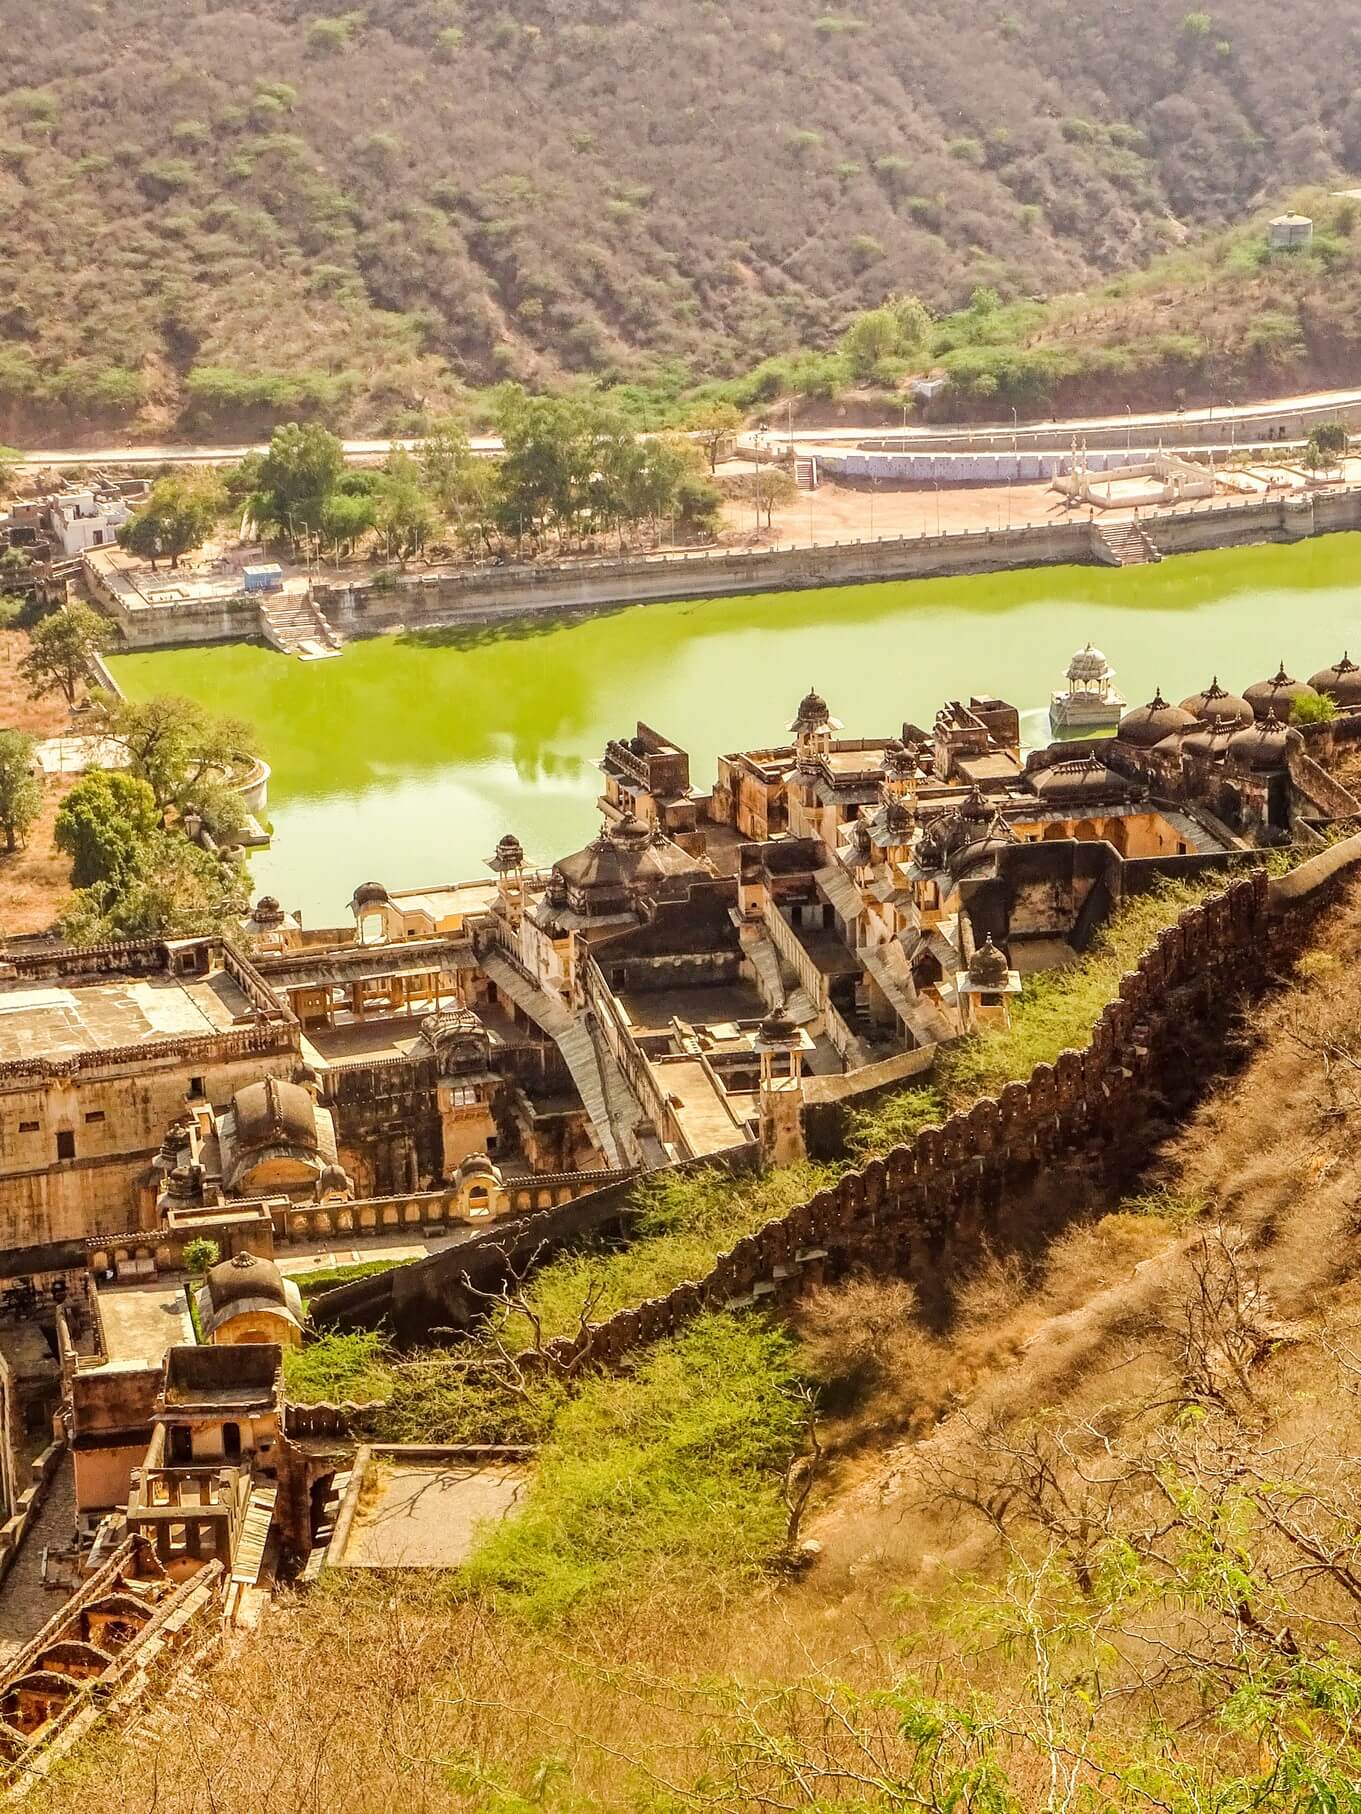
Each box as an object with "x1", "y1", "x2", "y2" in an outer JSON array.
[{"x1": 508, "y1": 873, "x2": 1275, "y2": 1375}]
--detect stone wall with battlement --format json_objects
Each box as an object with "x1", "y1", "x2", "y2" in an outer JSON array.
[
  {"x1": 500, "y1": 873, "x2": 1277, "y2": 1374},
  {"x1": 87, "y1": 1165, "x2": 638, "y2": 1282}
]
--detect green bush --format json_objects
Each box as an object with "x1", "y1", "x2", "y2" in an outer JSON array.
[
  {"x1": 499, "y1": 1161, "x2": 834, "y2": 1346},
  {"x1": 305, "y1": 14, "x2": 361, "y2": 54},
  {"x1": 182, "y1": 1237, "x2": 220, "y2": 1275},
  {"x1": 846, "y1": 880, "x2": 1219, "y2": 1160},
  {"x1": 295, "y1": 1258, "x2": 402, "y2": 1297},
  {"x1": 283, "y1": 1330, "x2": 395, "y2": 1403},
  {"x1": 1292, "y1": 691, "x2": 1338, "y2": 725},
  {"x1": 462, "y1": 1313, "x2": 806, "y2": 1623}
]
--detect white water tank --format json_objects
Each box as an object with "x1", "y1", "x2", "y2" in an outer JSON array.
[{"x1": 1269, "y1": 212, "x2": 1314, "y2": 252}]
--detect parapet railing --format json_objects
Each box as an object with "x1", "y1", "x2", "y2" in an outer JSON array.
[{"x1": 87, "y1": 1165, "x2": 639, "y2": 1277}]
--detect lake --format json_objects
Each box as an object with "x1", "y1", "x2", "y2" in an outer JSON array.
[{"x1": 108, "y1": 536, "x2": 1361, "y2": 923}]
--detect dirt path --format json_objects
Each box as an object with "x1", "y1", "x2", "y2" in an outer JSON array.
[
  {"x1": 0, "y1": 626, "x2": 78, "y2": 936},
  {"x1": 0, "y1": 1456, "x2": 76, "y2": 1668}
]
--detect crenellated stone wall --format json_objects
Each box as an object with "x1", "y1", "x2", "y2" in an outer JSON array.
[{"x1": 506, "y1": 873, "x2": 1275, "y2": 1374}]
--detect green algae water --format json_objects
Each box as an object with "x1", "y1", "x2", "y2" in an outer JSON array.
[{"x1": 109, "y1": 537, "x2": 1361, "y2": 922}]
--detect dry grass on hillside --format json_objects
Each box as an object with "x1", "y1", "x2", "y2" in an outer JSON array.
[
  {"x1": 0, "y1": 627, "x2": 75, "y2": 936},
  {"x1": 34, "y1": 885, "x2": 1361, "y2": 1812}
]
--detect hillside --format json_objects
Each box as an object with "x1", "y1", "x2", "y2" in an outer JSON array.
[
  {"x1": 2, "y1": 0, "x2": 1361, "y2": 441},
  {"x1": 29, "y1": 882, "x2": 1361, "y2": 1810}
]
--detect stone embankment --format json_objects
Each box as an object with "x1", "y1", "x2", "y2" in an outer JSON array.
[{"x1": 89, "y1": 486, "x2": 1361, "y2": 651}]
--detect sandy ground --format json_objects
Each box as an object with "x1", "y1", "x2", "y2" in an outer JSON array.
[
  {"x1": 715, "y1": 459, "x2": 1361, "y2": 550},
  {"x1": 0, "y1": 626, "x2": 79, "y2": 936}
]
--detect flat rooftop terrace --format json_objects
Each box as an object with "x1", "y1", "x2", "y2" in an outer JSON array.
[
  {"x1": 620, "y1": 981, "x2": 765, "y2": 1033},
  {"x1": 334, "y1": 1458, "x2": 529, "y2": 1569},
  {"x1": 302, "y1": 1002, "x2": 533, "y2": 1068},
  {"x1": 0, "y1": 969, "x2": 253, "y2": 1062},
  {"x1": 97, "y1": 1282, "x2": 195, "y2": 1369}
]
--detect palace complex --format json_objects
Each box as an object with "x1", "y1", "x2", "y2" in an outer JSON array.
[{"x1": 0, "y1": 642, "x2": 1359, "y2": 1764}]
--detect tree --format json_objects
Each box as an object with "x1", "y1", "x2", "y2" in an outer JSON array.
[
  {"x1": 0, "y1": 730, "x2": 41, "y2": 854},
  {"x1": 62, "y1": 829, "x2": 245, "y2": 943},
  {"x1": 54, "y1": 770, "x2": 160, "y2": 888},
  {"x1": 85, "y1": 692, "x2": 254, "y2": 814},
  {"x1": 0, "y1": 446, "x2": 19, "y2": 500},
  {"x1": 18, "y1": 601, "x2": 111, "y2": 706},
  {"x1": 1303, "y1": 421, "x2": 1350, "y2": 472},
  {"x1": 419, "y1": 420, "x2": 497, "y2": 550},
  {"x1": 374, "y1": 451, "x2": 439, "y2": 562},
  {"x1": 318, "y1": 477, "x2": 379, "y2": 557},
  {"x1": 840, "y1": 307, "x2": 903, "y2": 379},
  {"x1": 686, "y1": 401, "x2": 742, "y2": 473},
  {"x1": 888, "y1": 293, "x2": 933, "y2": 352},
  {"x1": 243, "y1": 422, "x2": 345, "y2": 548},
  {"x1": 118, "y1": 475, "x2": 224, "y2": 570},
  {"x1": 182, "y1": 1238, "x2": 220, "y2": 1276},
  {"x1": 727, "y1": 466, "x2": 800, "y2": 528}
]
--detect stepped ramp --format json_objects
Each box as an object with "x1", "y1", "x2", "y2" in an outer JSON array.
[
  {"x1": 479, "y1": 953, "x2": 630, "y2": 1168},
  {"x1": 1092, "y1": 521, "x2": 1163, "y2": 567}
]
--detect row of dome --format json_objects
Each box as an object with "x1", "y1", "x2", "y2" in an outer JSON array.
[{"x1": 1119, "y1": 657, "x2": 1361, "y2": 749}]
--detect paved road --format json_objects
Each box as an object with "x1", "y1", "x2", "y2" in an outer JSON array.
[
  {"x1": 16, "y1": 382, "x2": 1361, "y2": 471},
  {"x1": 16, "y1": 435, "x2": 504, "y2": 470},
  {"x1": 751, "y1": 383, "x2": 1361, "y2": 451}
]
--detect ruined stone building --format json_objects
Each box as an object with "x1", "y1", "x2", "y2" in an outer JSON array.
[{"x1": 2, "y1": 664, "x2": 1358, "y2": 1309}]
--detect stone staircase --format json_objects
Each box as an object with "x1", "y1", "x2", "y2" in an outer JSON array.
[
  {"x1": 480, "y1": 952, "x2": 632, "y2": 1168},
  {"x1": 1093, "y1": 520, "x2": 1163, "y2": 567},
  {"x1": 258, "y1": 588, "x2": 343, "y2": 660},
  {"x1": 739, "y1": 919, "x2": 819, "y2": 1027}
]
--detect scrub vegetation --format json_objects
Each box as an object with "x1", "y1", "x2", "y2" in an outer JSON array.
[
  {"x1": 285, "y1": 876, "x2": 1222, "y2": 1431},
  {"x1": 3, "y1": 0, "x2": 1361, "y2": 440},
  {"x1": 34, "y1": 884, "x2": 1361, "y2": 1812},
  {"x1": 845, "y1": 874, "x2": 1219, "y2": 1154}
]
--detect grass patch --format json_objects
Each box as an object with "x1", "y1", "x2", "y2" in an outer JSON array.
[
  {"x1": 283, "y1": 1329, "x2": 396, "y2": 1404},
  {"x1": 846, "y1": 878, "x2": 1221, "y2": 1157},
  {"x1": 295, "y1": 1258, "x2": 402, "y2": 1297},
  {"x1": 495, "y1": 1161, "x2": 836, "y2": 1348},
  {"x1": 462, "y1": 1312, "x2": 805, "y2": 1623}
]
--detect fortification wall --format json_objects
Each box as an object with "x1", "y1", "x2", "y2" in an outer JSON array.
[{"x1": 509, "y1": 873, "x2": 1275, "y2": 1375}]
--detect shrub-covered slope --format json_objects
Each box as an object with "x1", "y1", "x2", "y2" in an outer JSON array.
[{"x1": 2, "y1": 0, "x2": 1360, "y2": 439}]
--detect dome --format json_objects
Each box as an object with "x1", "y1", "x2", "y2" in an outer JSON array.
[
  {"x1": 230, "y1": 1077, "x2": 319, "y2": 1156},
  {"x1": 967, "y1": 936, "x2": 1011, "y2": 990},
  {"x1": 252, "y1": 895, "x2": 284, "y2": 927},
  {"x1": 1243, "y1": 662, "x2": 1316, "y2": 721},
  {"x1": 1309, "y1": 652, "x2": 1361, "y2": 705},
  {"x1": 351, "y1": 881, "x2": 390, "y2": 909},
  {"x1": 205, "y1": 1250, "x2": 286, "y2": 1313},
  {"x1": 1118, "y1": 688, "x2": 1197, "y2": 749},
  {"x1": 1182, "y1": 718, "x2": 1240, "y2": 762},
  {"x1": 789, "y1": 687, "x2": 832, "y2": 733},
  {"x1": 884, "y1": 795, "x2": 914, "y2": 837},
  {"x1": 487, "y1": 833, "x2": 525, "y2": 874},
  {"x1": 1031, "y1": 755, "x2": 1126, "y2": 805},
  {"x1": 318, "y1": 1162, "x2": 351, "y2": 1195},
  {"x1": 294, "y1": 1062, "x2": 321, "y2": 1090},
  {"x1": 947, "y1": 830, "x2": 1010, "y2": 881},
  {"x1": 458, "y1": 1152, "x2": 500, "y2": 1179},
  {"x1": 553, "y1": 818, "x2": 701, "y2": 896},
  {"x1": 1228, "y1": 712, "x2": 1293, "y2": 771},
  {"x1": 755, "y1": 1008, "x2": 801, "y2": 1050},
  {"x1": 610, "y1": 812, "x2": 652, "y2": 849},
  {"x1": 917, "y1": 797, "x2": 994, "y2": 873},
  {"x1": 882, "y1": 738, "x2": 916, "y2": 779},
  {"x1": 1066, "y1": 643, "x2": 1113, "y2": 683},
  {"x1": 1179, "y1": 678, "x2": 1254, "y2": 729}
]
